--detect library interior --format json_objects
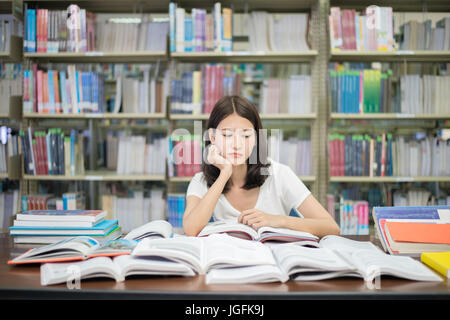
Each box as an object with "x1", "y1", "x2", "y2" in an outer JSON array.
[{"x1": 0, "y1": 0, "x2": 449, "y2": 302}]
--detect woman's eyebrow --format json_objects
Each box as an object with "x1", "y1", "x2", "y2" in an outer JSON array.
[{"x1": 220, "y1": 128, "x2": 254, "y2": 131}]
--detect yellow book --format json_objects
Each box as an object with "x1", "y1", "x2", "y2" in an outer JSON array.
[{"x1": 421, "y1": 252, "x2": 450, "y2": 279}]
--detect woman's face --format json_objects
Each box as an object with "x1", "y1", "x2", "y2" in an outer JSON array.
[{"x1": 210, "y1": 113, "x2": 256, "y2": 166}]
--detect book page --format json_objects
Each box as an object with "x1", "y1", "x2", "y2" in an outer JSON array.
[
  {"x1": 271, "y1": 243, "x2": 353, "y2": 276},
  {"x1": 350, "y1": 249, "x2": 442, "y2": 282},
  {"x1": 17, "y1": 236, "x2": 99, "y2": 261},
  {"x1": 112, "y1": 255, "x2": 195, "y2": 278},
  {"x1": 40, "y1": 256, "x2": 121, "y2": 285},
  {"x1": 257, "y1": 226, "x2": 319, "y2": 243},
  {"x1": 124, "y1": 220, "x2": 173, "y2": 241},
  {"x1": 206, "y1": 265, "x2": 288, "y2": 284},
  {"x1": 319, "y1": 235, "x2": 381, "y2": 253},
  {"x1": 132, "y1": 237, "x2": 203, "y2": 273},
  {"x1": 203, "y1": 234, "x2": 276, "y2": 272},
  {"x1": 198, "y1": 220, "x2": 258, "y2": 240}
]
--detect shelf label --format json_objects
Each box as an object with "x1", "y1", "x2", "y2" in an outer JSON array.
[
  {"x1": 396, "y1": 177, "x2": 414, "y2": 182},
  {"x1": 395, "y1": 50, "x2": 415, "y2": 55},
  {"x1": 85, "y1": 51, "x2": 104, "y2": 56},
  {"x1": 396, "y1": 113, "x2": 415, "y2": 118},
  {"x1": 85, "y1": 175, "x2": 103, "y2": 181}
]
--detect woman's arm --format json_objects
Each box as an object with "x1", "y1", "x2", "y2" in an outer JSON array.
[
  {"x1": 238, "y1": 194, "x2": 340, "y2": 238},
  {"x1": 183, "y1": 169, "x2": 231, "y2": 236}
]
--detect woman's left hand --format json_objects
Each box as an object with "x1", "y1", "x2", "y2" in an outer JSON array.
[{"x1": 238, "y1": 209, "x2": 284, "y2": 230}]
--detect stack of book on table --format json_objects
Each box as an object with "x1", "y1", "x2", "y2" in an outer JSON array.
[
  {"x1": 7, "y1": 220, "x2": 443, "y2": 285},
  {"x1": 10, "y1": 209, "x2": 122, "y2": 244},
  {"x1": 372, "y1": 205, "x2": 450, "y2": 257}
]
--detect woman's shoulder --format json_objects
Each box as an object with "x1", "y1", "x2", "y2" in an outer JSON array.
[{"x1": 191, "y1": 171, "x2": 207, "y2": 184}]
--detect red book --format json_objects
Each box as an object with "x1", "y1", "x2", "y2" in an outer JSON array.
[
  {"x1": 41, "y1": 134, "x2": 49, "y2": 175},
  {"x1": 42, "y1": 9, "x2": 48, "y2": 52},
  {"x1": 341, "y1": 10, "x2": 356, "y2": 50}
]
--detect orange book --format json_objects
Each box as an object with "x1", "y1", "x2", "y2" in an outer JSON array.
[
  {"x1": 53, "y1": 71, "x2": 61, "y2": 113},
  {"x1": 386, "y1": 221, "x2": 450, "y2": 245}
]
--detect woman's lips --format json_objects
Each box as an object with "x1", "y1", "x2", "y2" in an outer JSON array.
[{"x1": 229, "y1": 153, "x2": 242, "y2": 158}]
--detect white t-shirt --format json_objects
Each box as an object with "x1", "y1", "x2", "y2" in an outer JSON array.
[{"x1": 185, "y1": 158, "x2": 311, "y2": 221}]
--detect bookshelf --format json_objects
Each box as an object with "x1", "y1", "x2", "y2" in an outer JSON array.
[
  {"x1": 3, "y1": 0, "x2": 448, "y2": 234},
  {"x1": 326, "y1": 0, "x2": 450, "y2": 214}
]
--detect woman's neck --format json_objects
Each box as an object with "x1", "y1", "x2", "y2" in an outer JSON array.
[{"x1": 230, "y1": 163, "x2": 247, "y2": 188}]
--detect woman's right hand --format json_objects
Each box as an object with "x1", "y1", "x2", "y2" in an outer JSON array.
[{"x1": 206, "y1": 144, "x2": 232, "y2": 175}]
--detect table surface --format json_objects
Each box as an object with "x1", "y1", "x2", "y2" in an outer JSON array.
[{"x1": 1, "y1": 233, "x2": 449, "y2": 300}]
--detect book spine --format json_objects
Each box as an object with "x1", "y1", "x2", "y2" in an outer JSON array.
[{"x1": 169, "y1": 2, "x2": 176, "y2": 52}]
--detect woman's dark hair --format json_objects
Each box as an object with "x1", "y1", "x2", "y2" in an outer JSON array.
[{"x1": 203, "y1": 95, "x2": 271, "y2": 193}]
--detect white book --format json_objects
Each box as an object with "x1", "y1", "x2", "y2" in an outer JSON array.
[
  {"x1": 41, "y1": 255, "x2": 195, "y2": 285},
  {"x1": 175, "y1": 8, "x2": 185, "y2": 52},
  {"x1": 132, "y1": 233, "x2": 277, "y2": 275}
]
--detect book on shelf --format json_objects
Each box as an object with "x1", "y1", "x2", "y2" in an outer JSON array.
[
  {"x1": 207, "y1": 235, "x2": 442, "y2": 284},
  {"x1": 170, "y1": 2, "x2": 232, "y2": 52},
  {"x1": 328, "y1": 131, "x2": 450, "y2": 178},
  {"x1": 0, "y1": 14, "x2": 23, "y2": 52},
  {"x1": 8, "y1": 236, "x2": 137, "y2": 265},
  {"x1": 329, "y1": 6, "x2": 394, "y2": 52},
  {"x1": 198, "y1": 220, "x2": 319, "y2": 245},
  {"x1": 168, "y1": 134, "x2": 203, "y2": 178},
  {"x1": 0, "y1": 189, "x2": 19, "y2": 230},
  {"x1": 336, "y1": 200, "x2": 369, "y2": 236},
  {"x1": 21, "y1": 192, "x2": 86, "y2": 212},
  {"x1": 398, "y1": 17, "x2": 450, "y2": 51},
  {"x1": 259, "y1": 75, "x2": 312, "y2": 114},
  {"x1": 167, "y1": 193, "x2": 186, "y2": 229},
  {"x1": 0, "y1": 65, "x2": 22, "y2": 113},
  {"x1": 372, "y1": 205, "x2": 450, "y2": 256},
  {"x1": 101, "y1": 188, "x2": 166, "y2": 233},
  {"x1": 40, "y1": 254, "x2": 195, "y2": 285},
  {"x1": 247, "y1": 11, "x2": 310, "y2": 52},
  {"x1": 23, "y1": 64, "x2": 105, "y2": 114},
  {"x1": 132, "y1": 233, "x2": 277, "y2": 275},
  {"x1": 421, "y1": 252, "x2": 450, "y2": 279},
  {"x1": 20, "y1": 127, "x2": 85, "y2": 176},
  {"x1": 328, "y1": 67, "x2": 393, "y2": 114}
]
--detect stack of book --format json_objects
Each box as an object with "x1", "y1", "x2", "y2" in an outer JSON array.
[
  {"x1": 329, "y1": 6, "x2": 394, "y2": 51},
  {"x1": 372, "y1": 205, "x2": 450, "y2": 257},
  {"x1": 10, "y1": 209, "x2": 122, "y2": 244}
]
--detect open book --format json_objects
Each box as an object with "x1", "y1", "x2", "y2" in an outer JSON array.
[
  {"x1": 198, "y1": 220, "x2": 319, "y2": 245},
  {"x1": 8, "y1": 237, "x2": 137, "y2": 265},
  {"x1": 206, "y1": 235, "x2": 442, "y2": 284},
  {"x1": 41, "y1": 255, "x2": 195, "y2": 285},
  {"x1": 131, "y1": 233, "x2": 277, "y2": 274},
  {"x1": 123, "y1": 220, "x2": 173, "y2": 241}
]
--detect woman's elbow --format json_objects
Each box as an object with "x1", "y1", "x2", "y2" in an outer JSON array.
[{"x1": 182, "y1": 216, "x2": 200, "y2": 237}]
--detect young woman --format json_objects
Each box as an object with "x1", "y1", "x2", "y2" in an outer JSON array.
[{"x1": 183, "y1": 95, "x2": 340, "y2": 238}]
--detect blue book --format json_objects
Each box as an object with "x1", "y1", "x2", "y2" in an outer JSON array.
[
  {"x1": 169, "y1": 2, "x2": 177, "y2": 52},
  {"x1": 10, "y1": 219, "x2": 118, "y2": 236},
  {"x1": 184, "y1": 17, "x2": 193, "y2": 52}
]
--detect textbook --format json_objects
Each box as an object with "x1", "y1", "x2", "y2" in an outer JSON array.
[
  {"x1": 206, "y1": 235, "x2": 442, "y2": 284},
  {"x1": 131, "y1": 233, "x2": 277, "y2": 274},
  {"x1": 16, "y1": 209, "x2": 106, "y2": 223},
  {"x1": 10, "y1": 219, "x2": 118, "y2": 236},
  {"x1": 41, "y1": 255, "x2": 195, "y2": 285},
  {"x1": 8, "y1": 236, "x2": 136, "y2": 265},
  {"x1": 421, "y1": 252, "x2": 450, "y2": 279},
  {"x1": 123, "y1": 220, "x2": 173, "y2": 241},
  {"x1": 197, "y1": 220, "x2": 319, "y2": 244},
  {"x1": 384, "y1": 222, "x2": 450, "y2": 256},
  {"x1": 372, "y1": 206, "x2": 450, "y2": 254}
]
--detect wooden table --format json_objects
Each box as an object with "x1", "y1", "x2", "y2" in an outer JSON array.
[{"x1": 1, "y1": 233, "x2": 449, "y2": 300}]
